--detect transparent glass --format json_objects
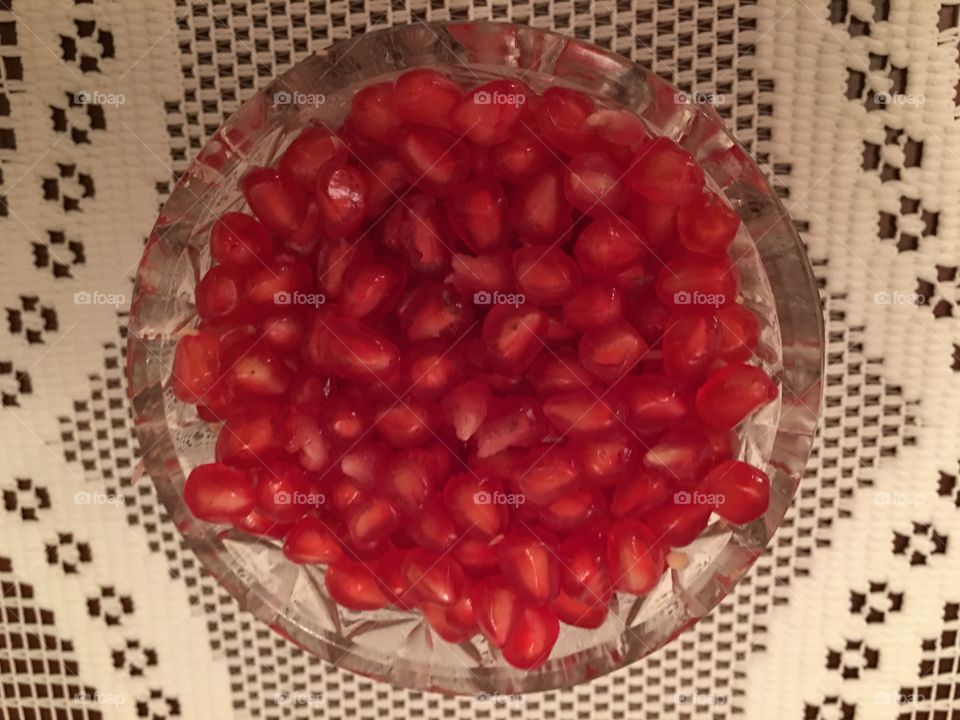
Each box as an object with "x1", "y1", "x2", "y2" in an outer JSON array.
[{"x1": 126, "y1": 21, "x2": 824, "y2": 695}]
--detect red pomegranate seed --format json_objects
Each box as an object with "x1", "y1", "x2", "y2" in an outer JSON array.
[
  {"x1": 184, "y1": 463, "x2": 255, "y2": 523},
  {"x1": 510, "y1": 168, "x2": 572, "y2": 244},
  {"x1": 629, "y1": 286, "x2": 671, "y2": 344},
  {"x1": 453, "y1": 536, "x2": 500, "y2": 572},
  {"x1": 552, "y1": 588, "x2": 608, "y2": 629},
  {"x1": 443, "y1": 473, "x2": 509, "y2": 538},
  {"x1": 363, "y1": 154, "x2": 408, "y2": 220},
  {"x1": 441, "y1": 379, "x2": 492, "y2": 442},
  {"x1": 500, "y1": 602, "x2": 559, "y2": 669},
  {"x1": 171, "y1": 331, "x2": 219, "y2": 404},
  {"x1": 529, "y1": 350, "x2": 593, "y2": 397},
  {"x1": 283, "y1": 516, "x2": 344, "y2": 564},
  {"x1": 375, "y1": 398, "x2": 439, "y2": 448},
  {"x1": 571, "y1": 432, "x2": 639, "y2": 487},
  {"x1": 210, "y1": 212, "x2": 273, "y2": 268},
  {"x1": 327, "y1": 471, "x2": 366, "y2": 515},
  {"x1": 480, "y1": 304, "x2": 548, "y2": 374},
  {"x1": 677, "y1": 190, "x2": 741, "y2": 256},
  {"x1": 305, "y1": 314, "x2": 400, "y2": 382},
  {"x1": 497, "y1": 527, "x2": 560, "y2": 603},
  {"x1": 278, "y1": 125, "x2": 348, "y2": 189},
  {"x1": 559, "y1": 530, "x2": 612, "y2": 601},
  {"x1": 325, "y1": 560, "x2": 392, "y2": 610},
  {"x1": 563, "y1": 283, "x2": 623, "y2": 331},
  {"x1": 339, "y1": 257, "x2": 407, "y2": 319},
  {"x1": 450, "y1": 79, "x2": 532, "y2": 146},
  {"x1": 215, "y1": 404, "x2": 279, "y2": 465},
  {"x1": 629, "y1": 198, "x2": 678, "y2": 252},
  {"x1": 402, "y1": 548, "x2": 467, "y2": 606},
  {"x1": 578, "y1": 320, "x2": 647, "y2": 384},
  {"x1": 474, "y1": 395, "x2": 547, "y2": 458},
  {"x1": 257, "y1": 311, "x2": 305, "y2": 353},
  {"x1": 409, "y1": 498, "x2": 460, "y2": 551},
  {"x1": 471, "y1": 576, "x2": 520, "y2": 647},
  {"x1": 606, "y1": 519, "x2": 665, "y2": 595},
  {"x1": 513, "y1": 246, "x2": 581, "y2": 305},
  {"x1": 716, "y1": 304, "x2": 760, "y2": 362},
  {"x1": 399, "y1": 194, "x2": 452, "y2": 276},
  {"x1": 662, "y1": 310, "x2": 720, "y2": 381},
  {"x1": 241, "y1": 166, "x2": 308, "y2": 235},
  {"x1": 585, "y1": 108, "x2": 649, "y2": 156},
  {"x1": 642, "y1": 425, "x2": 714, "y2": 486},
  {"x1": 399, "y1": 282, "x2": 474, "y2": 343},
  {"x1": 340, "y1": 440, "x2": 388, "y2": 490},
  {"x1": 252, "y1": 458, "x2": 312, "y2": 522},
  {"x1": 346, "y1": 495, "x2": 400, "y2": 546},
  {"x1": 574, "y1": 215, "x2": 648, "y2": 278},
  {"x1": 618, "y1": 374, "x2": 689, "y2": 433},
  {"x1": 695, "y1": 363, "x2": 777, "y2": 429},
  {"x1": 655, "y1": 254, "x2": 738, "y2": 308},
  {"x1": 542, "y1": 389, "x2": 623, "y2": 439},
  {"x1": 320, "y1": 386, "x2": 368, "y2": 446},
  {"x1": 385, "y1": 448, "x2": 439, "y2": 514},
  {"x1": 314, "y1": 162, "x2": 367, "y2": 238},
  {"x1": 395, "y1": 127, "x2": 471, "y2": 195},
  {"x1": 394, "y1": 68, "x2": 463, "y2": 129},
  {"x1": 538, "y1": 486, "x2": 602, "y2": 532},
  {"x1": 517, "y1": 445, "x2": 580, "y2": 505},
  {"x1": 274, "y1": 409, "x2": 330, "y2": 471},
  {"x1": 626, "y1": 137, "x2": 704, "y2": 206},
  {"x1": 350, "y1": 82, "x2": 402, "y2": 144},
  {"x1": 642, "y1": 500, "x2": 711, "y2": 547},
  {"x1": 244, "y1": 254, "x2": 312, "y2": 308},
  {"x1": 610, "y1": 470, "x2": 672, "y2": 518},
  {"x1": 401, "y1": 341, "x2": 463, "y2": 398},
  {"x1": 422, "y1": 595, "x2": 478, "y2": 643},
  {"x1": 314, "y1": 236, "x2": 367, "y2": 301},
  {"x1": 196, "y1": 266, "x2": 243, "y2": 322},
  {"x1": 536, "y1": 86, "x2": 595, "y2": 154},
  {"x1": 229, "y1": 346, "x2": 290, "y2": 397},
  {"x1": 233, "y1": 506, "x2": 290, "y2": 539},
  {"x1": 376, "y1": 548, "x2": 416, "y2": 609},
  {"x1": 563, "y1": 152, "x2": 627, "y2": 214},
  {"x1": 445, "y1": 179, "x2": 510, "y2": 253},
  {"x1": 702, "y1": 459, "x2": 770, "y2": 524},
  {"x1": 448, "y1": 251, "x2": 514, "y2": 295},
  {"x1": 492, "y1": 126, "x2": 553, "y2": 184}
]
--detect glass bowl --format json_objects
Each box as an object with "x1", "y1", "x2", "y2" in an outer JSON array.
[{"x1": 126, "y1": 21, "x2": 824, "y2": 696}]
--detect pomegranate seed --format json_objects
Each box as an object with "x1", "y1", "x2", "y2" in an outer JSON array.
[
  {"x1": 450, "y1": 79, "x2": 532, "y2": 146},
  {"x1": 183, "y1": 463, "x2": 255, "y2": 523},
  {"x1": 538, "y1": 486, "x2": 602, "y2": 532},
  {"x1": 229, "y1": 346, "x2": 290, "y2": 397},
  {"x1": 629, "y1": 198, "x2": 678, "y2": 252},
  {"x1": 251, "y1": 458, "x2": 309, "y2": 523},
  {"x1": 443, "y1": 473, "x2": 509, "y2": 538},
  {"x1": 677, "y1": 190, "x2": 740, "y2": 256},
  {"x1": 257, "y1": 311, "x2": 306, "y2": 353},
  {"x1": 346, "y1": 495, "x2": 400, "y2": 546},
  {"x1": 376, "y1": 548, "x2": 417, "y2": 609},
  {"x1": 578, "y1": 320, "x2": 647, "y2": 384},
  {"x1": 395, "y1": 127, "x2": 471, "y2": 195},
  {"x1": 339, "y1": 256, "x2": 407, "y2": 319},
  {"x1": 542, "y1": 389, "x2": 623, "y2": 439},
  {"x1": 274, "y1": 409, "x2": 330, "y2": 471},
  {"x1": 716, "y1": 304, "x2": 760, "y2": 362},
  {"x1": 552, "y1": 588, "x2": 608, "y2": 629},
  {"x1": 618, "y1": 374, "x2": 689, "y2": 433},
  {"x1": 364, "y1": 154, "x2": 408, "y2": 220},
  {"x1": 283, "y1": 516, "x2": 344, "y2": 564},
  {"x1": 529, "y1": 350, "x2": 593, "y2": 397},
  {"x1": 510, "y1": 168, "x2": 572, "y2": 244},
  {"x1": 695, "y1": 363, "x2": 777, "y2": 429},
  {"x1": 350, "y1": 82, "x2": 402, "y2": 144},
  {"x1": 399, "y1": 283, "x2": 474, "y2": 343},
  {"x1": 234, "y1": 507, "x2": 290, "y2": 539},
  {"x1": 320, "y1": 386, "x2": 368, "y2": 446},
  {"x1": 375, "y1": 398, "x2": 439, "y2": 448},
  {"x1": 497, "y1": 527, "x2": 560, "y2": 603},
  {"x1": 563, "y1": 152, "x2": 627, "y2": 214},
  {"x1": 536, "y1": 86, "x2": 595, "y2": 154},
  {"x1": 559, "y1": 531, "x2": 611, "y2": 601},
  {"x1": 244, "y1": 254, "x2": 312, "y2": 308},
  {"x1": 492, "y1": 126, "x2": 553, "y2": 184},
  {"x1": 314, "y1": 162, "x2": 367, "y2": 238},
  {"x1": 606, "y1": 519, "x2": 665, "y2": 595},
  {"x1": 210, "y1": 212, "x2": 273, "y2": 268},
  {"x1": 642, "y1": 425, "x2": 714, "y2": 486},
  {"x1": 574, "y1": 215, "x2": 648, "y2": 278},
  {"x1": 305, "y1": 314, "x2": 400, "y2": 382},
  {"x1": 445, "y1": 179, "x2": 510, "y2": 253},
  {"x1": 409, "y1": 498, "x2": 460, "y2": 551},
  {"x1": 215, "y1": 404, "x2": 279, "y2": 465},
  {"x1": 563, "y1": 283, "x2": 622, "y2": 331},
  {"x1": 402, "y1": 548, "x2": 467, "y2": 606},
  {"x1": 629, "y1": 286, "x2": 671, "y2": 344},
  {"x1": 572, "y1": 433, "x2": 639, "y2": 487},
  {"x1": 610, "y1": 471, "x2": 672, "y2": 518},
  {"x1": 655, "y1": 254, "x2": 738, "y2": 308},
  {"x1": 195, "y1": 266, "x2": 243, "y2": 322},
  {"x1": 441, "y1": 379, "x2": 492, "y2": 442},
  {"x1": 513, "y1": 246, "x2": 581, "y2": 305},
  {"x1": 471, "y1": 576, "x2": 520, "y2": 647},
  {"x1": 241, "y1": 166, "x2": 308, "y2": 235},
  {"x1": 642, "y1": 500, "x2": 711, "y2": 547},
  {"x1": 171, "y1": 331, "x2": 220, "y2": 404},
  {"x1": 401, "y1": 341, "x2": 463, "y2": 398},
  {"x1": 662, "y1": 310, "x2": 720, "y2": 381},
  {"x1": 585, "y1": 108, "x2": 649, "y2": 156},
  {"x1": 394, "y1": 68, "x2": 463, "y2": 129},
  {"x1": 399, "y1": 194, "x2": 452, "y2": 276},
  {"x1": 278, "y1": 125, "x2": 348, "y2": 189},
  {"x1": 702, "y1": 460, "x2": 770, "y2": 524},
  {"x1": 325, "y1": 560, "x2": 392, "y2": 610},
  {"x1": 384, "y1": 449, "x2": 439, "y2": 514},
  {"x1": 340, "y1": 440, "x2": 388, "y2": 490},
  {"x1": 500, "y1": 602, "x2": 560, "y2": 669},
  {"x1": 480, "y1": 304, "x2": 548, "y2": 374},
  {"x1": 474, "y1": 395, "x2": 547, "y2": 458},
  {"x1": 314, "y1": 236, "x2": 366, "y2": 301},
  {"x1": 626, "y1": 137, "x2": 704, "y2": 206},
  {"x1": 517, "y1": 445, "x2": 580, "y2": 505},
  {"x1": 448, "y1": 251, "x2": 514, "y2": 295},
  {"x1": 422, "y1": 595, "x2": 478, "y2": 643},
  {"x1": 453, "y1": 536, "x2": 499, "y2": 572},
  {"x1": 327, "y1": 472, "x2": 366, "y2": 515}
]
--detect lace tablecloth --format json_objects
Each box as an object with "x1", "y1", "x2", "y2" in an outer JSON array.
[{"x1": 1, "y1": 1, "x2": 958, "y2": 718}]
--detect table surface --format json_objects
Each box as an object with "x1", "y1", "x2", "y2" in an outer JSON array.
[{"x1": 1, "y1": 1, "x2": 958, "y2": 718}]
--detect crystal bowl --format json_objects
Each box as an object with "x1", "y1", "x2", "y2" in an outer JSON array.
[{"x1": 126, "y1": 21, "x2": 824, "y2": 695}]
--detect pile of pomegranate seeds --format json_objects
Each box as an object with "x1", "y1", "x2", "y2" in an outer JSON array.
[{"x1": 173, "y1": 68, "x2": 778, "y2": 670}]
